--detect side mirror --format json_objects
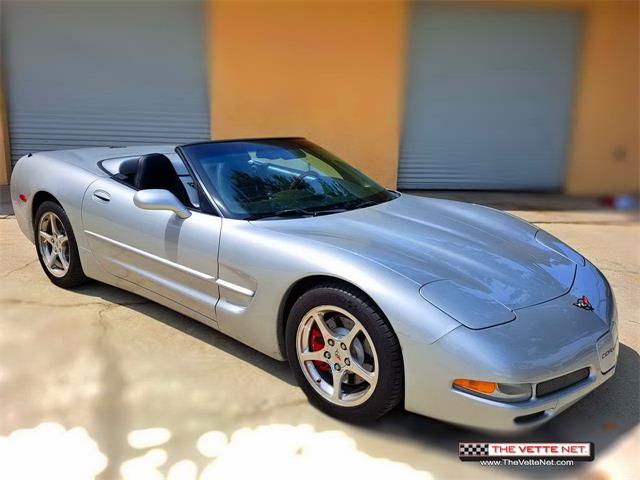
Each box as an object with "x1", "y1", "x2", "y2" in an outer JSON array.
[{"x1": 133, "y1": 189, "x2": 191, "y2": 219}]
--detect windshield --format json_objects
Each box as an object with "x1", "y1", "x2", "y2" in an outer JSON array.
[{"x1": 178, "y1": 139, "x2": 397, "y2": 219}]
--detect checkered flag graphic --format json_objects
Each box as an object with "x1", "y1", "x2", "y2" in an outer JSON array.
[{"x1": 459, "y1": 443, "x2": 489, "y2": 456}]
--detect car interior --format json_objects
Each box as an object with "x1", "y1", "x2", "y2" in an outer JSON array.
[{"x1": 101, "y1": 153, "x2": 200, "y2": 208}]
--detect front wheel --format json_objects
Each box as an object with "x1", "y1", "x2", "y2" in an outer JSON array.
[
  {"x1": 34, "y1": 201, "x2": 88, "y2": 288},
  {"x1": 286, "y1": 283, "x2": 403, "y2": 421}
]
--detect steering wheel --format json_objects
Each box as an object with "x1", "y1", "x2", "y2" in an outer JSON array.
[{"x1": 290, "y1": 171, "x2": 315, "y2": 190}]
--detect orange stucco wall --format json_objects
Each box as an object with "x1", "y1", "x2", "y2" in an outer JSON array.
[
  {"x1": 565, "y1": 1, "x2": 639, "y2": 194},
  {"x1": 0, "y1": 1, "x2": 636, "y2": 193},
  {"x1": 0, "y1": 68, "x2": 11, "y2": 186},
  {"x1": 207, "y1": 0, "x2": 407, "y2": 188},
  {"x1": 208, "y1": 0, "x2": 638, "y2": 194},
  {"x1": 0, "y1": 0, "x2": 10, "y2": 186}
]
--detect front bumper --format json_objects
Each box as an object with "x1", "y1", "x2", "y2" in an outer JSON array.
[
  {"x1": 421, "y1": 359, "x2": 615, "y2": 432},
  {"x1": 401, "y1": 262, "x2": 618, "y2": 432}
]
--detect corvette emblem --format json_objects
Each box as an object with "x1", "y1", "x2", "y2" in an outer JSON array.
[{"x1": 573, "y1": 295, "x2": 594, "y2": 311}]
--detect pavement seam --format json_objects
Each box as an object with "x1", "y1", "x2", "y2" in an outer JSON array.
[
  {"x1": 600, "y1": 267, "x2": 639, "y2": 275},
  {"x1": 1, "y1": 259, "x2": 38, "y2": 278},
  {"x1": 0, "y1": 297, "x2": 150, "y2": 310}
]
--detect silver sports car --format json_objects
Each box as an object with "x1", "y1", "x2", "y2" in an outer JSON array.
[{"x1": 10, "y1": 138, "x2": 618, "y2": 431}]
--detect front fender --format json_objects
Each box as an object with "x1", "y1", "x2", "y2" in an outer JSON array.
[{"x1": 215, "y1": 219, "x2": 460, "y2": 359}]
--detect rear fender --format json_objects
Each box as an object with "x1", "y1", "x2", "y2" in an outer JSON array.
[{"x1": 10, "y1": 153, "x2": 103, "y2": 278}]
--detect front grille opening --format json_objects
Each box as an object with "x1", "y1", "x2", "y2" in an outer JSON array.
[
  {"x1": 514, "y1": 411, "x2": 546, "y2": 424},
  {"x1": 536, "y1": 367, "x2": 590, "y2": 398}
]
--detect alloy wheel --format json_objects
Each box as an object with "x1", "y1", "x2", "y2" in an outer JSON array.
[
  {"x1": 38, "y1": 212, "x2": 70, "y2": 278},
  {"x1": 295, "y1": 305, "x2": 379, "y2": 406}
]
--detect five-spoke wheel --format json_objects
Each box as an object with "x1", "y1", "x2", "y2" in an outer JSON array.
[
  {"x1": 296, "y1": 305, "x2": 378, "y2": 406},
  {"x1": 38, "y1": 211, "x2": 70, "y2": 278},
  {"x1": 34, "y1": 201, "x2": 88, "y2": 288},
  {"x1": 286, "y1": 282, "x2": 403, "y2": 421}
]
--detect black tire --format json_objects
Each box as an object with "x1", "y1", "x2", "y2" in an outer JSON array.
[
  {"x1": 285, "y1": 282, "x2": 403, "y2": 422},
  {"x1": 34, "y1": 201, "x2": 88, "y2": 288}
]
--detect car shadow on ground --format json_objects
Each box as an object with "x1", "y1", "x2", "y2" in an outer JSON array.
[
  {"x1": 74, "y1": 280, "x2": 639, "y2": 478},
  {"x1": 73, "y1": 281, "x2": 297, "y2": 387}
]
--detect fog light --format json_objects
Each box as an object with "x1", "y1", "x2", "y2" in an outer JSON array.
[{"x1": 453, "y1": 379, "x2": 532, "y2": 403}]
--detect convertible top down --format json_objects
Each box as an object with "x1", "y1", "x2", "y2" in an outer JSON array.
[{"x1": 10, "y1": 138, "x2": 618, "y2": 431}]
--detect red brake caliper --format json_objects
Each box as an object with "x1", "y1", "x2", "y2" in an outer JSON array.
[{"x1": 309, "y1": 326, "x2": 329, "y2": 372}]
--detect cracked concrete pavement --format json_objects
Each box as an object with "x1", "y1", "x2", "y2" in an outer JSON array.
[{"x1": 0, "y1": 197, "x2": 638, "y2": 479}]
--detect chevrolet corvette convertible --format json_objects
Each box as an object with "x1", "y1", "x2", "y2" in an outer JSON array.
[{"x1": 10, "y1": 138, "x2": 618, "y2": 431}]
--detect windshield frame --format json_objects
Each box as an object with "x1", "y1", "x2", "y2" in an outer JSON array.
[{"x1": 176, "y1": 138, "x2": 398, "y2": 220}]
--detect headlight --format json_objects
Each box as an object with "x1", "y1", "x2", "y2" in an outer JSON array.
[
  {"x1": 453, "y1": 379, "x2": 532, "y2": 403},
  {"x1": 419, "y1": 281, "x2": 515, "y2": 329}
]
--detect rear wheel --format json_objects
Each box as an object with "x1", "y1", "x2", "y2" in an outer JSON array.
[
  {"x1": 286, "y1": 283, "x2": 403, "y2": 421},
  {"x1": 34, "y1": 201, "x2": 88, "y2": 288}
]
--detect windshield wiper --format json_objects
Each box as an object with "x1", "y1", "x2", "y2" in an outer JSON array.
[
  {"x1": 350, "y1": 200, "x2": 380, "y2": 210},
  {"x1": 246, "y1": 207, "x2": 347, "y2": 220},
  {"x1": 245, "y1": 208, "x2": 315, "y2": 220}
]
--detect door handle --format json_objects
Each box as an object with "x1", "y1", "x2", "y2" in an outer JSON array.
[{"x1": 93, "y1": 190, "x2": 111, "y2": 203}]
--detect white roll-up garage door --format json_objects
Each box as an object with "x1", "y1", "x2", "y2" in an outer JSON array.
[
  {"x1": 2, "y1": 1, "x2": 210, "y2": 164},
  {"x1": 399, "y1": 4, "x2": 582, "y2": 190}
]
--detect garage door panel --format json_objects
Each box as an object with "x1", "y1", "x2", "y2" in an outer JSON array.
[
  {"x1": 399, "y1": 4, "x2": 582, "y2": 190},
  {"x1": 2, "y1": 1, "x2": 210, "y2": 164}
]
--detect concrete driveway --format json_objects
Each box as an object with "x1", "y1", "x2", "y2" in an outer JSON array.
[{"x1": 1, "y1": 194, "x2": 638, "y2": 480}]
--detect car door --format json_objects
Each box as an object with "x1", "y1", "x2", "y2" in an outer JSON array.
[{"x1": 81, "y1": 177, "x2": 221, "y2": 322}]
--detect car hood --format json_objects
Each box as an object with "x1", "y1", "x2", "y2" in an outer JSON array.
[{"x1": 254, "y1": 194, "x2": 577, "y2": 310}]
